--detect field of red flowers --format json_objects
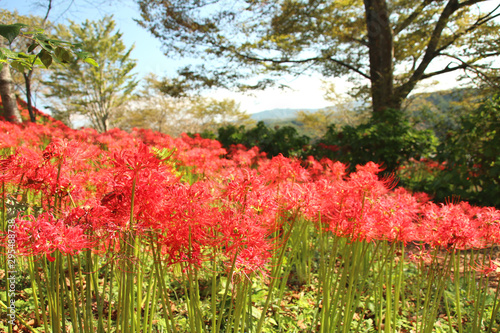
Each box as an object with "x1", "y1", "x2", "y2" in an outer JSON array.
[{"x1": 1, "y1": 102, "x2": 499, "y2": 332}]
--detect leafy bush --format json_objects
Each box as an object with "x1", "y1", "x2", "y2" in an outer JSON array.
[
  {"x1": 404, "y1": 94, "x2": 500, "y2": 207},
  {"x1": 218, "y1": 121, "x2": 310, "y2": 158},
  {"x1": 314, "y1": 108, "x2": 438, "y2": 174}
]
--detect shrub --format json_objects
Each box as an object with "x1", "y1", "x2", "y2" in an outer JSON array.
[{"x1": 315, "y1": 108, "x2": 438, "y2": 174}]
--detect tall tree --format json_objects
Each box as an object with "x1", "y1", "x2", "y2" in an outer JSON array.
[
  {"x1": 44, "y1": 16, "x2": 137, "y2": 132},
  {"x1": 136, "y1": 0, "x2": 500, "y2": 115},
  {"x1": 0, "y1": 63, "x2": 22, "y2": 123},
  {"x1": 117, "y1": 73, "x2": 252, "y2": 136}
]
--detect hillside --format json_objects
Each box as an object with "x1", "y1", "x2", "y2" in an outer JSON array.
[
  {"x1": 247, "y1": 88, "x2": 479, "y2": 136},
  {"x1": 250, "y1": 108, "x2": 322, "y2": 122}
]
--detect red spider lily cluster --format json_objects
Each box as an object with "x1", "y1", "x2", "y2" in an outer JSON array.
[{"x1": 1, "y1": 114, "x2": 500, "y2": 277}]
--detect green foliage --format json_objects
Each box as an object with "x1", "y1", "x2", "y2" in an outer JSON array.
[
  {"x1": 43, "y1": 16, "x2": 137, "y2": 132},
  {"x1": 218, "y1": 121, "x2": 311, "y2": 158},
  {"x1": 117, "y1": 73, "x2": 252, "y2": 136},
  {"x1": 405, "y1": 95, "x2": 500, "y2": 207},
  {"x1": 316, "y1": 108, "x2": 438, "y2": 173},
  {"x1": 218, "y1": 109, "x2": 439, "y2": 170},
  {"x1": 405, "y1": 88, "x2": 485, "y2": 141},
  {"x1": 0, "y1": 22, "x2": 96, "y2": 72}
]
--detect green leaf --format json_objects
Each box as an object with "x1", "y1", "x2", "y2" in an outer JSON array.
[
  {"x1": 75, "y1": 51, "x2": 90, "y2": 60},
  {"x1": 251, "y1": 306, "x2": 262, "y2": 318},
  {"x1": 0, "y1": 47, "x2": 18, "y2": 59},
  {"x1": 38, "y1": 41, "x2": 54, "y2": 52},
  {"x1": 38, "y1": 49, "x2": 53, "y2": 68},
  {"x1": 11, "y1": 60, "x2": 29, "y2": 72},
  {"x1": 84, "y1": 57, "x2": 99, "y2": 67},
  {"x1": 55, "y1": 47, "x2": 72, "y2": 63},
  {"x1": 27, "y1": 43, "x2": 38, "y2": 54},
  {"x1": 0, "y1": 23, "x2": 26, "y2": 44}
]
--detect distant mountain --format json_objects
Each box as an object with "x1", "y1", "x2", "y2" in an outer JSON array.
[{"x1": 250, "y1": 108, "x2": 322, "y2": 121}]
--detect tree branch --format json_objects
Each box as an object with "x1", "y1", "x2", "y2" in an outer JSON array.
[
  {"x1": 435, "y1": 4, "x2": 500, "y2": 54},
  {"x1": 393, "y1": 0, "x2": 433, "y2": 35},
  {"x1": 326, "y1": 57, "x2": 371, "y2": 79},
  {"x1": 420, "y1": 62, "x2": 468, "y2": 80},
  {"x1": 42, "y1": 0, "x2": 53, "y2": 25},
  {"x1": 395, "y1": 0, "x2": 476, "y2": 99},
  {"x1": 232, "y1": 48, "x2": 371, "y2": 80}
]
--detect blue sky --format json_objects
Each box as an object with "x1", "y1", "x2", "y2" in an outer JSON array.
[{"x1": 1, "y1": 0, "x2": 336, "y2": 114}]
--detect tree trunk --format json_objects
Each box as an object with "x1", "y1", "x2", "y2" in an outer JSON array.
[
  {"x1": 23, "y1": 70, "x2": 37, "y2": 123},
  {"x1": 363, "y1": 0, "x2": 400, "y2": 114},
  {"x1": 0, "y1": 65, "x2": 22, "y2": 123}
]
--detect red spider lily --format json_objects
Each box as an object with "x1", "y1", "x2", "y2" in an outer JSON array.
[
  {"x1": 228, "y1": 144, "x2": 266, "y2": 167},
  {"x1": 42, "y1": 138, "x2": 100, "y2": 166},
  {"x1": 417, "y1": 202, "x2": 483, "y2": 250},
  {"x1": 153, "y1": 182, "x2": 218, "y2": 267},
  {"x1": 64, "y1": 201, "x2": 115, "y2": 233},
  {"x1": 258, "y1": 154, "x2": 310, "y2": 185},
  {"x1": 131, "y1": 127, "x2": 177, "y2": 149},
  {"x1": 0, "y1": 121, "x2": 26, "y2": 148},
  {"x1": 112, "y1": 142, "x2": 162, "y2": 174},
  {"x1": 0, "y1": 153, "x2": 17, "y2": 183},
  {"x1": 367, "y1": 188, "x2": 422, "y2": 243},
  {"x1": 320, "y1": 158, "x2": 347, "y2": 181},
  {"x1": 475, "y1": 206, "x2": 500, "y2": 245},
  {"x1": 99, "y1": 143, "x2": 179, "y2": 236},
  {"x1": 318, "y1": 142, "x2": 340, "y2": 152},
  {"x1": 303, "y1": 156, "x2": 324, "y2": 180},
  {"x1": 11, "y1": 212, "x2": 93, "y2": 257},
  {"x1": 215, "y1": 181, "x2": 276, "y2": 275},
  {"x1": 470, "y1": 258, "x2": 500, "y2": 277},
  {"x1": 347, "y1": 162, "x2": 394, "y2": 198}
]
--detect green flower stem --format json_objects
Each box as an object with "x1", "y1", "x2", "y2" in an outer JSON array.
[
  {"x1": 472, "y1": 248, "x2": 493, "y2": 332},
  {"x1": 89, "y1": 252, "x2": 105, "y2": 332},
  {"x1": 385, "y1": 249, "x2": 394, "y2": 333},
  {"x1": 255, "y1": 214, "x2": 298, "y2": 333},
  {"x1": 42, "y1": 257, "x2": 57, "y2": 331},
  {"x1": 118, "y1": 173, "x2": 139, "y2": 331},
  {"x1": 341, "y1": 241, "x2": 371, "y2": 332},
  {"x1": 486, "y1": 270, "x2": 500, "y2": 333},
  {"x1": 216, "y1": 252, "x2": 238, "y2": 333},
  {"x1": 68, "y1": 255, "x2": 84, "y2": 333},
  {"x1": 211, "y1": 249, "x2": 217, "y2": 331},
  {"x1": 62, "y1": 255, "x2": 77, "y2": 332},
  {"x1": 0, "y1": 300, "x2": 41, "y2": 332},
  {"x1": 142, "y1": 268, "x2": 156, "y2": 333},
  {"x1": 76, "y1": 255, "x2": 91, "y2": 333},
  {"x1": 107, "y1": 259, "x2": 116, "y2": 333},
  {"x1": 393, "y1": 242, "x2": 405, "y2": 329},
  {"x1": 443, "y1": 292, "x2": 453, "y2": 332},
  {"x1": 232, "y1": 279, "x2": 250, "y2": 333},
  {"x1": 84, "y1": 251, "x2": 95, "y2": 333},
  {"x1": 116, "y1": 264, "x2": 124, "y2": 332},
  {"x1": 136, "y1": 251, "x2": 145, "y2": 332},
  {"x1": 33, "y1": 257, "x2": 50, "y2": 333},
  {"x1": 452, "y1": 250, "x2": 463, "y2": 333},
  {"x1": 59, "y1": 253, "x2": 68, "y2": 333},
  {"x1": 27, "y1": 258, "x2": 41, "y2": 328},
  {"x1": 151, "y1": 239, "x2": 177, "y2": 333}
]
